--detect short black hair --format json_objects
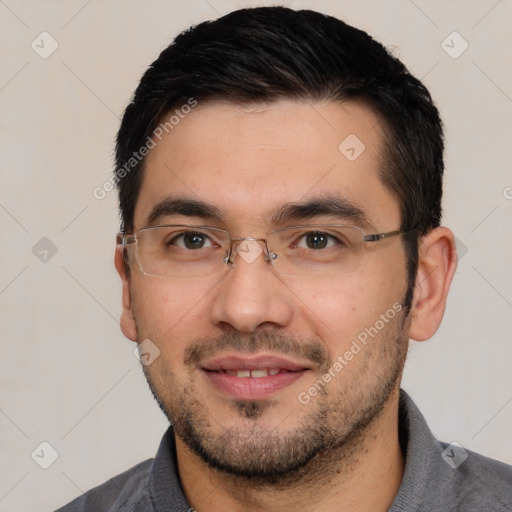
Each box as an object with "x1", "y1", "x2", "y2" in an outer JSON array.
[{"x1": 115, "y1": 6, "x2": 445, "y2": 309}]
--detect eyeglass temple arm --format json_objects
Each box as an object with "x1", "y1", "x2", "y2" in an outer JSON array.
[
  {"x1": 116, "y1": 233, "x2": 137, "y2": 246},
  {"x1": 363, "y1": 230, "x2": 403, "y2": 243}
]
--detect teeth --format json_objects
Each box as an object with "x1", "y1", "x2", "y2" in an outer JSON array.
[
  {"x1": 250, "y1": 370, "x2": 268, "y2": 378},
  {"x1": 223, "y1": 369, "x2": 281, "y2": 378}
]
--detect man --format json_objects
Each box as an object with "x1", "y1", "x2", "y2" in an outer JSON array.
[{"x1": 56, "y1": 6, "x2": 512, "y2": 511}]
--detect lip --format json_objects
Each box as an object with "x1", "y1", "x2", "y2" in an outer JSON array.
[
  {"x1": 201, "y1": 354, "x2": 310, "y2": 400},
  {"x1": 201, "y1": 354, "x2": 310, "y2": 372}
]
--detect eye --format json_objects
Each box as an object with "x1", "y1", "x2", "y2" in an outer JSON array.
[
  {"x1": 168, "y1": 231, "x2": 214, "y2": 250},
  {"x1": 296, "y1": 231, "x2": 339, "y2": 250}
]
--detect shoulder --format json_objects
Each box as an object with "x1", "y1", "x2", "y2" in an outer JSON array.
[
  {"x1": 394, "y1": 390, "x2": 512, "y2": 511},
  {"x1": 54, "y1": 458, "x2": 154, "y2": 512},
  {"x1": 446, "y1": 445, "x2": 512, "y2": 510}
]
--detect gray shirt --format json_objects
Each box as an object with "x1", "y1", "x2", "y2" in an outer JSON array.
[{"x1": 55, "y1": 390, "x2": 512, "y2": 511}]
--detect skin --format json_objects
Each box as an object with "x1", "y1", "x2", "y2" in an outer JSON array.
[{"x1": 115, "y1": 100, "x2": 457, "y2": 512}]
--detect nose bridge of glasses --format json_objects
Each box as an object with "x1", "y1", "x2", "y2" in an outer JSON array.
[{"x1": 228, "y1": 237, "x2": 273, "y2": 266}]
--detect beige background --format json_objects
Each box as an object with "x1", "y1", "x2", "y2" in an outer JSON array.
[{"x1": 0, "y1": 0, "x2": 511, "y2": 510}]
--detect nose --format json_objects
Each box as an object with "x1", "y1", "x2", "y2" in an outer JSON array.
[{"x1": 209, "y1": 239, "x2": 294, "y2": 333}]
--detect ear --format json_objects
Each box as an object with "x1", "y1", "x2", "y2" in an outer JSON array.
[
  {"x1": 409, "y1": 227, "x2": 458, "y2": 341},
  {"x1": 114, "y1": 244, "x2": 138, "y2": 342}
]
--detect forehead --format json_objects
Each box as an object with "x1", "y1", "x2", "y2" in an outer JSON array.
[{"x1": 134, "y1": 100, "x2": 400, "y2": 232}]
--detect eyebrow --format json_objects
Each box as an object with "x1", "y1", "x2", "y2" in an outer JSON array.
[
  {"x1": 145, "y1": 194, "x2": 373, "y2": 230},
  {"x1": 269, "y1": 195, "x2": 374, "y2": 230},
  {"x1": 146, "y1": 197, "x2": 223, "y2": 225}
]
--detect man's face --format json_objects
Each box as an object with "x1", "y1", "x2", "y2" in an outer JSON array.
[{"x1": 122, "y1": 100, "x2": 410, "y2": 479}]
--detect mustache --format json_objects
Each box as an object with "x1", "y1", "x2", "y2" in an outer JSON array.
[{"x1": 184, "y1": 332, "x2": 332, "y2": 372}]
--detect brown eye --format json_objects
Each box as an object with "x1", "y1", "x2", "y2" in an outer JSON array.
[
  {"x1": 168, "y1": 232, "x2": 213, "y2": 249},
  {"x1": 305, "y1": 232, "x2": 329, "y2": 249},
  {"x1": 297, "y1": 231, "x2": 338, "y2": 250}
]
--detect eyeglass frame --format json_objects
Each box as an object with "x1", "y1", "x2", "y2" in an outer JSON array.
[{"x1": 116, "y1": 223, "x2": 409, "y2": 278}]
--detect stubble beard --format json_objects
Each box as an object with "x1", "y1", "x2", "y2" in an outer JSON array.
[{"x1": 141, "y1": 312, "x2": 409, "y2": 487}]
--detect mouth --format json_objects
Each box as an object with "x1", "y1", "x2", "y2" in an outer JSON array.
[
  {"x1": 201, "y1": 354, "x2": 310, "y2": 400},
  {"x1": 219, "y1": 368, "x2": 288, "y2": 378}
]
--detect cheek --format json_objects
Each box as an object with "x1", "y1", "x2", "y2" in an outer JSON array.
[
  {"x1": 130, "y1": 276, "x2": 214, "y2": 350},
  {"x1": 287, "y1": 280, "x2": 367, "y2": 348},
  {"x1": 288, "y1": 268, "x2": 406, "y2": 353}
]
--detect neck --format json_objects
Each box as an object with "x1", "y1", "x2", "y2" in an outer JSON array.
[{"x1": 176, "y1": 389, "x2": 404, "y2": 512}]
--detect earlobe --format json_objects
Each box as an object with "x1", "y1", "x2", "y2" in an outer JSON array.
[
  {"x1": 114, "y1": 245, "x2": 139, "y2": 342},
  {"x1": 408, "y1": 227, "x2": 458, "y2": 341}
]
